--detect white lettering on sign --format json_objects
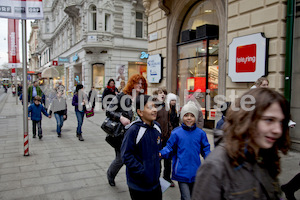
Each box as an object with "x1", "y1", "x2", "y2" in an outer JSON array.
[{"x1": 236, "y1": 56, "x2": 256, "y2": 64}]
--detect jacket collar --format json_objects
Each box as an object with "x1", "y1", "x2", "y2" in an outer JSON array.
[{"x1": 181, "y1": 123, "x2": 197, "y2": 131}]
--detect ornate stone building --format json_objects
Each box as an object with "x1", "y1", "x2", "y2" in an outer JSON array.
[
  {"x1": 143, "y1": 0, "x2": 300, "y2": 149},
  {"x1": 36, "y1": 0, "x2": 148, "y2": 92}
]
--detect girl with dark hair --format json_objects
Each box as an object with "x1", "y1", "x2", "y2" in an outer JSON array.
[
  {"x1": 72, "y1": 84, "x2": 86, "y2": 141},
  {"x1": 105, "y1": 74, "x2": 147, "y2": 187},
  {"x1": 192, "y1": 88, "x2": 291, "y2": 200},
  {"x1": 101, "y1": 79, "x2": 118, "y2": 110}
]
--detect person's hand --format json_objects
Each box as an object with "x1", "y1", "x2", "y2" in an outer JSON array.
[
  {"x1": 159, "y1": 153, "x2": 162, "y2": 158},
  {"x1": 63, "y1": 115, "x2": 66, "y2": 119},
  {"x1": 120, "y1": 115, "x2": 130, "y2": 126},
  {"x1": 28, "y1": 117, "x2": 30, "y2": 120},
  {"x1": 48, "y1": 116, "x2": 51, "y2": 118}
]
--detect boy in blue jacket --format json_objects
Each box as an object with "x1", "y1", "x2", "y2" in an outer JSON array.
[
  {"x1": 159, "y1": 101, "x2": 211, "y2": 200},
  {"x1": 121, "y1": 95, "x2": 162, "y2": 200},
  {"x1": 28, "y1": 96, "x2": 51, "y2": 139}
]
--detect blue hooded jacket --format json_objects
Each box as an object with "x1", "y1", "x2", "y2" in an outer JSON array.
[
  {"x1": 160, "y1": 123, "x2": 211, "y2": 183},
  {"x1": 121, "y1": 119, "x2": 162, "y2": 192},
  {"x1": 28, "y1": 103, "x2": 49, "y2": 121}
]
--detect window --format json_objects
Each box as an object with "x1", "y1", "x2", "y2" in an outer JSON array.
[
  {"x1": 136, "y1": 12, "x2": 143, "y2": 38},
  {"x1": 45, "y1": 17, "x2": 50, "y2": 33},
  {"x1": 177, "y1": 1, "x2": 219, "y2": 128},
  {"x1": 90, "y1": 5, "x2": 97, "y2": 31},
  {"x1": 105, "y1": 14, "x2": 111, "y2": 32}
]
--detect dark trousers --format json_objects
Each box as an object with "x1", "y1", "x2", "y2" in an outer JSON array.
[
  {"x1": 32, "y1": 120, "x2": 42, "y2": 136},
  {"x1": 129, "y1": 185, "x2": 162, "y2": 200},
  {"x1": 107, "y1": 149, "x2": 123, "y2": 181},
  {"x1": 162, "y1": 140, "x2": 172, "y2": 181},
  {"x1": 178, "y1": 182, "x2": 194, "y2": 200},
  {"x1": 284, "y1": 172, "x2": 300, "y2": 194}
]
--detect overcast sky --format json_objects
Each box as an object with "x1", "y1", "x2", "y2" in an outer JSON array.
[{"x1": 0, "y1": 18, "x2": 32, "y2": 69}]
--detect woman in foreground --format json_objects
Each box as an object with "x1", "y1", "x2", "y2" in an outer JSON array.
[{"x1": 192, "y1": 88, "x2": 290, "y2": 200}]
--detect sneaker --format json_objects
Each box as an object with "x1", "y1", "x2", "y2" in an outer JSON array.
[
  {"x1": 170, "y1": 180, "x2": 175, "y2": 187},
  {"x1": 58, "y1": 134, "x2": 61, "y2": 137},
  {"x1": 33, "y1": 135, "x2": 36, "y2": 138},
  {"x1": 281, "y1": 184, "x2": 296, "y2": 200},
  {"x1": 38, "y1": 135, "x2": 42, "y2": 139}
]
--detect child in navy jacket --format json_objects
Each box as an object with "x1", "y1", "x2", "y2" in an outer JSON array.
[
  {"x1": 159, "y1": 101, "x2": 211, "y2": 200},
  {"x1": 28, "y1": 96, "x2": 51, "y2": 139},
  {"x1": 121, "y1": 95, "x2": 162, "y2": 200}
]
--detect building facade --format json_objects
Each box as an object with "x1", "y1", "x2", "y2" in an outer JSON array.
[
  {"x1": 28, "y1": 20, "x2": 40, "y2": 81},
  {"x1": 144, "y1": 0, "x2": 300, "y2": 149},
  {"x1": 36, "y1": 0, "x2": 148, "y2": 92}
]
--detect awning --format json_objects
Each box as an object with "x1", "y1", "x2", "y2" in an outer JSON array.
[{"x1": 41, "y1": 67, "x2": 59, "y2": 78}]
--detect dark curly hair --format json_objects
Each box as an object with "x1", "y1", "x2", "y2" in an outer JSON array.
[
  {"x1": 224, "y1": 88, "x2": 290, "y2": 178},
  {"x1": 122, "y1": 74, "x2": 147, "y2": 95}
]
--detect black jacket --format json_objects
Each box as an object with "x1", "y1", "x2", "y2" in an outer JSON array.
[
  {"x1": 102, "y1": 87, "x2": 118, "y2": 109},
  {"x1": 106, "y1": 92, "x2": 133, "y2": 122},
  {"x1": 121, "y1": 119, "x2": 162, "y2": 191}
]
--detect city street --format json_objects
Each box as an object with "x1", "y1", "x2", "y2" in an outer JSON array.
[{"x1": 0, "y1": 88, "x2": 299, "y2": 200}]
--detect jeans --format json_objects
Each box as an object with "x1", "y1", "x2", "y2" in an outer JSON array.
[
  {"x1": 107, "y1": 149, "x2": 123, "y2": 181},
  {"x1": 129, "y1": 185, "x2": 162, "y2": 200},
  {"x1": 75, "y1": 111, "x2": 84, "y2": 134},
  {"x1": 32, "y1": 120, "x2": 42, "y2": 136},
  {"x1": 178, "y1": 182, "x2": 194, "y2": 200},
  {"x1": 54, "y1": 113, "x2": 64, "y2": 134}
]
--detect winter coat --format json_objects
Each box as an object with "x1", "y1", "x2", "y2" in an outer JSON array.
[
  {"x1": 72, "y1": 93, "x2": 85, "y2": 112},
  {"x1": 106, "y1": 92, "x2": 133, "y2": 123},
  {"x1": 28, "y1": 103, "x2": 49, "y2": 121},
  {"x1": 156, "y1": 102, "x2": 172, "y2": 141},
  {"x1": 49, "y1": 97, "x2": 67, "y2": 116},
  {"x1": 192, "y1": 145, "x2": 281, "y2": 200},
  {"x1": 121, "y1": 119, "x2": 162, "y2": 192},
  {"x1": 28, "y1": 85, "x2": 42, "y2": 100},
  {"x1": 160, "y1": 123, "x2": 211, "y2": 183},
  {"x1": 102, "y1": 87, "x2": 118, "y2": 109}
]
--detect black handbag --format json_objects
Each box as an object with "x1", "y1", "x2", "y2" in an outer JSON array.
[{"x1": 101, "y1": 118, "x2": 123, "y2": 137}]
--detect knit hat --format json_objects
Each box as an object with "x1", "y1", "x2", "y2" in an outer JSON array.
[
  {"x1": 180, "y1": 101, "x2": 199, "y2": 121},
  {"x1": 166, "y1": 93, "x2": 180, "y2": 116}
]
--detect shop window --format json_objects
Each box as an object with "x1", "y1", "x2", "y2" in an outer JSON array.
[
  {"x1": 136, "y1": 12, "x2": 143, "y2": 38},
  {"x1": 90, "y1": 5, "x2": 97, "y2": 31},
  {"x1": 177, "y1": 1, "x2": 219, "y2": 129},
  {"x1": 92, "y1": 64, "x2": 105, "y2": 90},
  {"x1": 128, "y1": 62, "x2": 147, "y2": 80}
]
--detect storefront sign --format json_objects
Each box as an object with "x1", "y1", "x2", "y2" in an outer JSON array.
[
  {"x1": 228, "y1": 33, "x2": 268, "y2": 82},
  {"x1": 52, "y1": 60, "x2": 58, "y2": 66},
  {"x1": 73, "y1": 53, "x2": 79, "y2": 62},
  {"x1": 0, "y1": 0, "x2": 44, "y2": 19},
  {"x1": 147, "y1": 54, "x2": 162, "y2": 83},
  {"x1": 140, "y1": 52, "x2": 149, "y2": 59},
  {"x1": 58, "y1": 57, "x2": 69, "y2": 63}
]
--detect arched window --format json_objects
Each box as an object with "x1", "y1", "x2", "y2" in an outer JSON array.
[
  {"x1": 89, "y1": 5, "x2": 97, "y2": 31},
  {"x1": 177, "y1": 0, "x2": 219, "y2": 128}
]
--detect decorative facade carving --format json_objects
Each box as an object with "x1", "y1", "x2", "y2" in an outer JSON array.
[
  {"x1": 142, "y1": 0, "x2": 150, "y2": 16},
  {"x1": 158, "y1": 0, "x2": 170, "y2": 16}
]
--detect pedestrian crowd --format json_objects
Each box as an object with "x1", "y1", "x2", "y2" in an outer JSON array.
[{"x1": 6, "y1": 74, "x2": 300, "y2": 200}]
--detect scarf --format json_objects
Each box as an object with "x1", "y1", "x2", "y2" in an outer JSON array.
[{"x1": 107, "y1": 85, "x2": 115, "y2": 92}]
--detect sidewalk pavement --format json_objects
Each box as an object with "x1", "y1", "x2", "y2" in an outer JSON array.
[{"x1": 0, "y1": 91, "x2": 299, "y2": 200}]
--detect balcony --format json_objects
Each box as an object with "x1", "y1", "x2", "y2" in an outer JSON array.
[{"x1": 82, "y1": 33, "x2": 114, "y2": 53}]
